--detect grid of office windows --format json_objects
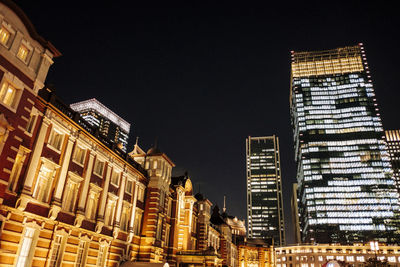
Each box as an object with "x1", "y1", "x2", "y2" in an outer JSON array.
[
  {"x1": 385, "y1": 130, "x2": 400, "y2": 192},
  {"x1": 246, "y1": 136, "x2": 285, "y2": 246},
  {"x1": 70, "y1": 99, "x2": 130, "y2": 152},
  {"x1": 290, "y1": 45, "x2": 399, "y2": 244}
]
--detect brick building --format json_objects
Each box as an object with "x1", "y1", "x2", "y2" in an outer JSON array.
[{"x1": 0, "y1": 1, "x2": 252, "y2": 267}]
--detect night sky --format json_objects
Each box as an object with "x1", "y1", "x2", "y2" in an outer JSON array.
[{"x1": 14, "y1": 1, "x2": 400, "y2": 244}]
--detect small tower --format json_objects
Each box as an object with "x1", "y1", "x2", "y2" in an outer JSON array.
[{"x1": 139, "y1": 144, "x2": 175, "y2": 262}]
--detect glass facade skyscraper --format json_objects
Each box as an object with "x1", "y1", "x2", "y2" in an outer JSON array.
[
  {"x1": 70, "y1": 98, "x2": 130, "y2": 152},
  {"x1": 290, "y1": 44, "x2": 399, "y2": 244},
  {"x1": 385, "y1": 130, "x2": 400, "y2": 192},
  {"x1": 246, "y1": 136, "x2": 285, "y2": 246}
]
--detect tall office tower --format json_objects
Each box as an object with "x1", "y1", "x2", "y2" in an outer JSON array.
[
  {"x1": 246, "y1": 136, "x2": 285, "y2": 246},
  {"x1": 291, "y1": 183, "x2": 301, "y2": 244},
  {"x1": 290, "y1": 44, "x2": 399, "y2": 244},
  {"x1": 385, "y1": 130, "x2": 400, "y2": 191},
  {"x1": 70, "y1": 98, "x2": 130, "y2": 152}
]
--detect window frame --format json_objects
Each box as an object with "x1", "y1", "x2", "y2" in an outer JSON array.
[
  {"x1": 62, "y1": 171, "x2": 84, "y2": 213},
  {"x1": 15, "y1": 223, "x2": 40, "y2": 267},
  {"x1": 47, "y1": 128, "x2": 64, "y2": 153},
  {"x1": 110, "y1": 169, "x2": 120, "y2": 187},
  {"x1": 93, "y1": 157, "x2": 105, "y2": 177},
  {"x1": 125, "y1": 179, "x2": 134, "y2": 195},
  {"x1": 16, "y1": 40, "x2": 33, "y2": 64},
  {"x1": 0, "y1": 21, "x2": 15, "y2": 48},
  {"x1": 72, "y1": 144, "x2": 86, "y2": 166},
  {"x1": 0, "y1": 80, "x2": 22, "y2": 112},
  {"x1": 24, "y1": 107, "x2": 39, "y2": 136},
  {"x1": 137, "y1": 186, "x2": 145, "y2": 202}
]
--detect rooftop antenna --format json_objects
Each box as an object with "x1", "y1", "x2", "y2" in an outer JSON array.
[
  {"x1": 223, "y1": 195, "x2": 226, "y2": 213},
  {"x1": 154, "y1": 136, "x2": 158, "y2": 149}
]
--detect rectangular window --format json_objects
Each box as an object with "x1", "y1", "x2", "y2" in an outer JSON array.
[
  {"x1": 137, "y1": 187, "x2": 144, "y2": 202},
  {"x1": 133, "y1": 210, "x2": 142, "y2": 235},
  {"x1": 62, "y1": 175, "x2": 82, "y2": 213},
  {"x1": 49, "y1": 235, "x2": 64, "y2": 267},
  {"x1": 73, "y1": 146, "x2": 86, "y2": 166},
  {"x1": 0, "y1": 26, "x2": 10, "y2": 45},
  {"x1": 17, "y1": 44, "x2": 29, "y2": 62},
  {"x1": 85, "y1": 190, "x2": 99, "y2": 220},
  {"x1": 0, "y1": 82, "x2": 17, "y2": 108},
  {"x1": 48, "y1": 129, "x2": 64, "y2": 151},
  {"x1": 167, "y1": 199, "x2": 172, "y2": 217},
  {"x1": 164, "y1": 225, "x2": 170, "y2": 247},
  {"x1": 25, "y1": 112, "x2": 37, "y2": 134},
  {"x1": 32, "y1": 163, "x2": 56, "y2": 203},
  {"x1": 93, "y1": 158, "x2": 104, "y2": 177},
  {"x1": 8, "y1": 149, "x2": 26, "y2": 192},
  {"x1": 16, "y1": 227, "x2": 36, "y2": 267},
  {"x1": 96, "y1": 244, "x2": 108, "y2": 267},
  {"x1": 120, "y1": 204, "x2": 130, "y2": 232},
  {"x1": 156, "y1": 217, "x2": 162, "y2": 240},
  {"x1": 104, "y1": 198, "x2": 116, "y2": 227},
  {"x1": 75, "y1": 240, "x2": 88, "y2": 267},
  {"x1": 110, "y1": 170, "x2": 120, "y2": 186},
  {"x1": 125, "y1": 179, "x2": 133, "y2": 194}
]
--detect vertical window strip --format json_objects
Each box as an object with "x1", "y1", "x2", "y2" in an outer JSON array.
[{"x1": 16, "y1": 227, "x2": 36, "y2": 267}]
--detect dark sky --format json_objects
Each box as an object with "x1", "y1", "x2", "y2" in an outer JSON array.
[{"x1": 14, "y1": 1, "x2": 400, "y2": 244}]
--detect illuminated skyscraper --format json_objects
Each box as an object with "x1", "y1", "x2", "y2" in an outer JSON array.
[
  {"x1": 70, "y1": 98, "x2": 130, "y2": 152},
  {"x1": 246, "y1": 136, "x2": 285, "y2": 246},
  {"x1": 290, "y1": 44, "x2": 399, "y2": 244},
  {"x1": 385, "y1": 130, "x2": 400, "y2": 192}
]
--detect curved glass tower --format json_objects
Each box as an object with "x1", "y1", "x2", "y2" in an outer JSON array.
[{"x1": 290, "y1": 44, "x2": 399, "y2": 244}]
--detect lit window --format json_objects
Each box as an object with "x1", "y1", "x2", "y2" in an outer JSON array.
[
  {"x1": 110, "y1": 170, "x2": 120, "y2": 186},
  {"x1": 8, "y1": 146, "x2": 29, "y2": 192},
  {"x1": 73, "y1": 146, "x2": 86, "y2": 166},
  {"x1": 0, "y1": 82, "x2": 17, "y2": 108},
  {"x1": 62, "y1": 172, "x2": 83, "y2": 212},
  {"x1": 75, "y1": 240, "x2": 88, "y2": 267},
  {"x1": 125, "y1": 179, "x2": 133, "y2": 194},
  {"x1": 32, "y1": 160, "x2": 58, "y2": 203},
  {"x1": 104, "y1": 196, "x2": 117, "y2": 227},
  {"x1": 137, "y1": 186, "x2": 145, "y2": 202},
  {"x1": 133, "y1": 209, "x2": 143, "y2": 235},
  {"x1": 0, "y1": 26, "x2": 10, "y2": 45},
  {"x1": 17, "y1": 44, "x2": 29, "y2": 62},
  {"x1": 96, "y1": 243, "x2": 108, "y2": 267},
  {"x1": 85, "y1": 184, "x2": 101, "y2": 220},
  {"x1": 48, "y1": 129, "x2": 64, "y2": 151},
  {"x1": 165, "y1": 224, "x2": 170, "y2": 247},
  {"x1": 93, "y1": 158, "x2": 104, "y2": 177},
  {"x1": 120, "y1": 203, "x2": 130, "y2": 232},
  {"x1": 16, "y1": 227, "x2": 37, "y2": 267},
  {"x1": 49, "y1": 235, "x2": 66, "y2": 267},
  {"x1": 25, "y1": 111, "x2": 37, "y2": 135},
  {"x1": 156, "y1": 217, "x2": 162, "y2": 240}
]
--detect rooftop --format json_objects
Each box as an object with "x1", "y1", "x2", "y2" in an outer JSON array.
[{"x1": 70, "y1": 98, "x2": 131, "y2": 133}]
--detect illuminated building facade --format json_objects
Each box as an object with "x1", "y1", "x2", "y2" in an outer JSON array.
[
  {"x1": 276, "y1": 243, "x2": 400, "y2": 267},
  {"x1": 70, "y1": 98, "x2": 130, "y2": 152},
  {"x1": 237, "y1": 239, "x2": 275, "y2": 267},
  {"x1": 0, "y1": 1, "x2": 250, "y2": 266},
  {"x1": 246, "y1": 136, "x2": 285, "y2": 246},
  {"x1": 290, "y1": 44, "x2": 399, "y2": 244},
  {"x1": 291, "y1": 183, "x2": 301, "y2": 244},
  {"x1": 385, "y1": 130, "x2": 400, "y2": 192}
]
